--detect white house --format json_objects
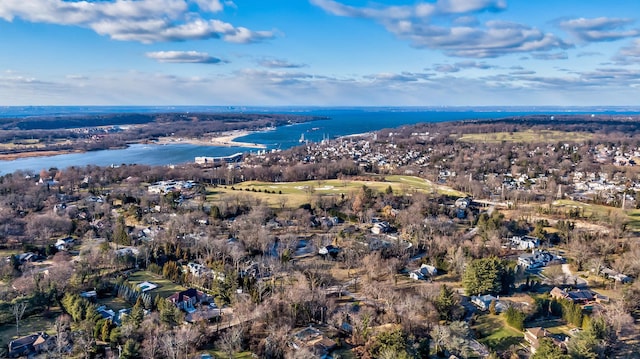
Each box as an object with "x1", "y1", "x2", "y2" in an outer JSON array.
[
  {"x1": 409, "y1": 264, "x2": 438, "y2": 280},
  {"x1": 371, "y1": 221, "x2": 391, "y2": 234},
  {"x1": 471, "y1": 294, "x2": 506, "y2": 312},
  {"x1": 54, "y1": 237, "x2": 75, "y2": 251},
  {"x1": 509, "y1": 236, "x2": 540, "y2": 250},
  {"x1": 518, "y1": 250, "x2": 552, "y2": 269}
]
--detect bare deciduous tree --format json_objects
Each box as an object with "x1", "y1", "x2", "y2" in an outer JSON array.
[{"x1": 12, "y1": 301, "x2": 27, "y2": 335}]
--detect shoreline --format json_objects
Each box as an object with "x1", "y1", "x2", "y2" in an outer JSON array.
[
  {"x1": 154, "y1": 130, "x2": 267, "y2": 149},
  {"x1": 0, "y1": 129, "x2": 269, "y2": 161},
  {"x1": 0, "y1": 149, "x2": 82, "y2": 161}
]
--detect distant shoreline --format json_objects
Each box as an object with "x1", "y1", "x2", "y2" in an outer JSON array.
[
  {"x1": 0, "y1": 129, "x2": 269, "y2": 161},
  {"x1": 154, "y1": 129, "x2": 267, "y2": 149}
]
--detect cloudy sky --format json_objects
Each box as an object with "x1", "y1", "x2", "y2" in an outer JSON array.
[{"x1": 1, "y1": 0, "x2": 639, "y2": 106}]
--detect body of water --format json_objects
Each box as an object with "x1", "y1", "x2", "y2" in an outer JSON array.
[{"x1": 1, "y1": 106, "x2": 639, "y2": 175}]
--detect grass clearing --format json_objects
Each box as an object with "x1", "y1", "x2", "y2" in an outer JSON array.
[
  {"x1": 626, "y1": 209, "x2": 640, "y2": 232},
  {"x1": 0, "y1": 310, "x2": 60, "y2": 349},
  {"x1": 454, "y1": 130, "x2": 593, "y2": 144},
  {"x1": 0, "y1": 249, "x2": 21, "y2": 257},
  {"x1": 97, "y1": 297, "x2": 130, "y2": 311},
  {"x1": 206, "y1": 175, "x2": 465, "y2": 208},
  {"x1": 527, "y1": 318, "x2": 576, "y2": 337},
  {"x1": 473, "y1": 314, "x2": 523, "y2": 352},
  {"x1": 552, "y1": 199, "x2": 640, "y2": 230},
  {"x1": 127, "y1": 271, "x2": 187, "y2": 299},
  {"x1": 210, "y1": 350, "x2": 255, "y2": 358}
]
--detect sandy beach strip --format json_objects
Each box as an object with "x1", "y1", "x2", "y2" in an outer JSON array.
[{"x1": 156, "y1": 130, "x2": 267, "y2": 149}]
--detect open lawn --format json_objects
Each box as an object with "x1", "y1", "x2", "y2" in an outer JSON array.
[
  {"x1": 332, "y1": 347, "x2": 356, "y2": 359},
  {"x1": 454, "y1": 130, "x2": 593, "y2": 144},
  {"x1": 126, "y1": 271, "x2": 187, "y2": 299},
  {"x1": 0, "y1": 310, "x2": 59, "y2": 349},
  {"x1": 527, "y1": 318, "x2": 576, "y2": 336},
  {"x1": 206, "y1": 175, "x2": 465, "y2": 208},
  {"x1": 625, "y1": 209, "x2": 640, "y2": 232},
  {"x1": 97, "y1": 297, "x2": 130, "y2": 311},
  {"x1": 473, "y1": 314, "x2": 523, "y2": 352},
  {"x1": 210, "y1": 351, "x2": 255, "y2": 358},
  {"x1": 552, "y1": 199, "x2": 640, "y2": 231},
  {"x1": 0, "y1": 249, "x2": 21, "y2": 257}
]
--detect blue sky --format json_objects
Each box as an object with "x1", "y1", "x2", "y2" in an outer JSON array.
[{"x1": 1, "y1": 0, "x2": 639, "y2": 106}]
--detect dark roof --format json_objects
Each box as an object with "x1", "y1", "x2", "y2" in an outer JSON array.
[
  {"x1": 168, "y1": 288, "x2": 204, "y2": 303},
  {"x1": 567, "y1": 290, "x2": 594, "y2": 302},
  {"x1": 9, "y1": 334, "x2": 40, "y2": 351}
]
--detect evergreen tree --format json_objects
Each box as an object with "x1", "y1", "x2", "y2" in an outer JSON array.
[
  {"x1": 434, "y1": 284, "x2": 462, "y2": 322},
  {"x1": 114, "y1": 216, "x2": 130, "y2": 246},
  {"x1": 531, "y1": 338, "x2": 570, "y2": 359},
  {"x1": 121, "y1": 338, "x2": 140, "y2": 359},
  {"x1": 101, "y1": 319, "x2": 111, "y2": 342},
  {"x1": 488, "y1": 299, "x2": 497, "y2": 315},
  {"x1": 503, "y1": 306, "x2": 526, "y2": 331},
  {"x1": 462, "y1": 256, "x2": 513, "y2": 295}
]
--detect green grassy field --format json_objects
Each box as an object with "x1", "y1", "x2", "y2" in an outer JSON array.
[
  {"x1": 206, "y1": 175, "x2": 465, "y2": 208},
  {"x1": 209, "y1": 351, "x2": 255, "y2": 358},
  {"x1": 551, "y1": 199, "x2": 640, "y2": 230},
  {"x1": 455, "y1": 130, "x2": 593, "y2": 144},
  {"x1": 473, "y1": 314, "x2": 523, "y2": 352},
  {"x1": 0, "y1": 311, "x2": 59, "y2": 350},
  {"x1": 0, "y1": 249, "x2": 20, "y2": 257},
  {"x1": 97, "y1": 297, "x2": 130, "y2": 311},
  {"x1": 127, "y1": 271, "x2": 187, "y2": 299}
]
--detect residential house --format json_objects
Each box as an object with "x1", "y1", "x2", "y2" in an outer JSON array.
[
  {"x1": 167, "y1": 288, "x2": 207, "y2": 313},
  {"x1": 186, "y1": 262, "x2": 209, "y2": 277},
  {"x1": 508, "y1": 235, "x2": 540, "y2": 250},
  {"x1": 455, "y1": 197, "x2": 472, "y2": 209},
  {"x1": 371, "y1": 221, "x2": 391, "y2": 234},
  {"x1": 55, "y1": 237, "x2": 75, "y2": 251},
  {"x1": 8, "y1": 332, "x2": 53, "y2": 358},
  {"x1": 290, "y1": 326, "x2": 337, "y2": 357},
  {"x1": 185, "y1": 303, "x2": 222, "y2": 323},
  {"x1": 600, "y1": 267, "x2": 632, "y2": 283},
  {"x1": 550, "y1": 287, "x2": 594, "y2": 305},
  {"x1": 16, "y1": 252, "x2": 42, "y2": 264},
  {"x1": 518, "y1": 250, "x2": 553, "y2": 269},
  {"x1": 80, "y1": 290, "x2": 97, "y2": 301},
  {"x1": 524, "y1": 327, "x2": 566, "y2": 354},
  {"x1": 524, "y1": 327, "x2": 551, "y2": 353},
  {"x1": 319, "y1": 245, "x2": 341, "y2": 258},
  {"x1": 471, "y1": 294, "x2": 506, "y2": 312},
  {"x1": 410, "y1": 264, "x2": 438, "y2": 280}
]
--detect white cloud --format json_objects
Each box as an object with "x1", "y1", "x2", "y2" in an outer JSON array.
[
  {"x1": 614, "y1": 39, "x2": 640, "y2": 64},
  {"x1": 391, "y1": 20, "x2": 570, "y2": 58},
  {"x1": 311, "y1": 0, "x2": 570, "y2": 58},
  {"x1": 146, "y1": 51, "x2": 225, "y2": 64},
  {"x1": 258, "y1": 58, "x2": 306, "y2": 69},
  {"x1": 432, "y1": 61, "x2": 495, "y2": 72},
  {"x1": 559, "y1": 17, "x2": 640, "y2": 42},
  {"x1": 2, "y1": 67, "x2": 640, "y2": 106},
  {"x1": 192, "y1": 0, "x2": 224, "y2": 13},
  {"x1": 0, "y1": 0, "x2": 273, "y2": 44},
  {"x1": 310, "y1": 0, "x2": 506, "y2": 19},
  {"x1": 436, "y1": 0, "x2": 506, "y2": 15},
  {"x1": 531, "y1": 52, "x2": 568, "y2": 60}
]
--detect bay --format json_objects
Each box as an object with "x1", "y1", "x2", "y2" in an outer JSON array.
[
  {"x1": 0, "y1": 144, "x2": 254, "y2": 175},
  {"x1": 1, "y1": 107, "x2": 640, "y2": 176}
]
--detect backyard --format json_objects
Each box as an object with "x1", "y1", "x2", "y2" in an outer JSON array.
[
  {"x1": 473, "y1": 314, "x2": 523, "y2": 352},
  {"x1": 126, "y1": 270, "x2": 187, "y2": 299}
]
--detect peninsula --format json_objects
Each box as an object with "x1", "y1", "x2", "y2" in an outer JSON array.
[{"x1": 0, "y1": 112, "x2": 320, "y2": 159}]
